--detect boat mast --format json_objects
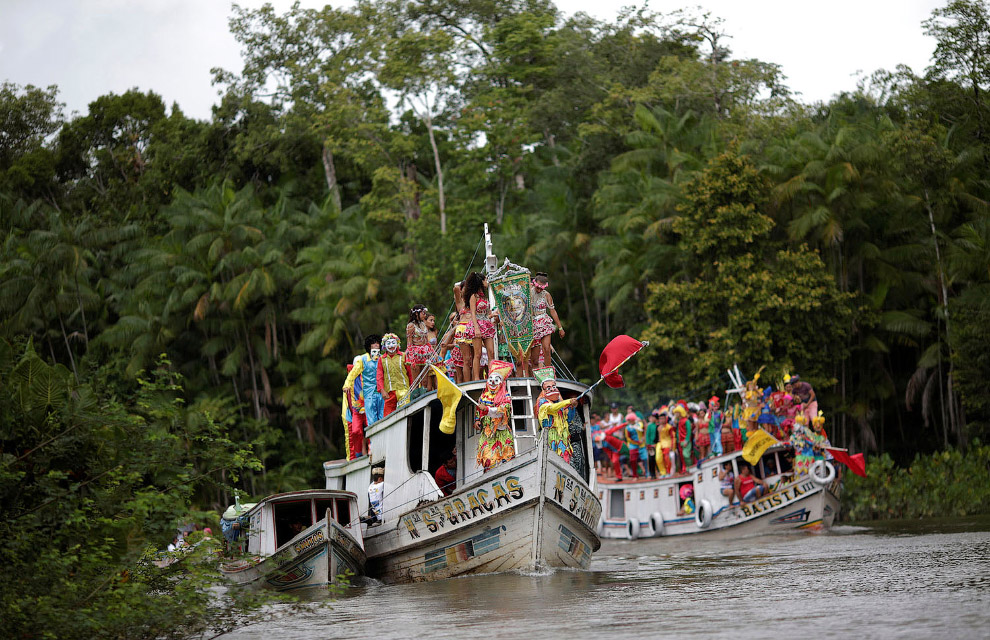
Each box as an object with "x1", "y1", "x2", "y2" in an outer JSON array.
[{"x1": 483, "y1": 223, "x2": 500, "y2": 360}]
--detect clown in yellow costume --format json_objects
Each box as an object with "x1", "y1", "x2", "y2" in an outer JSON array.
[
  {"x1": 376, "y1": 332, "x2": 411, "y2": 417},
  {"x1": 474, "y1": 360, "x2": 516, "y2": 471},
  {"x1": 534, "y1": 366, "x2": 576, "y2": 463}
]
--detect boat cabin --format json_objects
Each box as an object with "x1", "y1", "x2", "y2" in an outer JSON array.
[
  {"x1": 235, "y1": 489, "x2": 361, "y2": 556},
  {"x1": 326, "y1": 377, "x2": 594, "y2": 527}
]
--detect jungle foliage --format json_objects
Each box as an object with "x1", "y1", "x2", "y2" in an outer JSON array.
[{"x1": 2, "y1": 0, "x2": 990, "y2": 634}]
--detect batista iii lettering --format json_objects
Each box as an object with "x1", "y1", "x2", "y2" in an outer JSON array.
[
  {"x1": 401, "y1": 476, "x2": 525, "y2": 539},
  {"x1": 739, "y1": 480, "x2": 817, "y2": 518}
]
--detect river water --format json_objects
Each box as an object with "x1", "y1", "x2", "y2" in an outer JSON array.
[{"x1": 223, "y1": 517, "x2": 990, "y2": 639}]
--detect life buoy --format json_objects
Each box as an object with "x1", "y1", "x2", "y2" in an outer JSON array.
[
  {"x1": 810, "y1": 460, "x2": 836, "y2": 486},
  {"x1": 648, "y1": 512, "x2": 665, "y2": 537},
  {"x1": 625, "y1": 517, "x2": 640, "y2": 540},
  {"x1": 695, "y1": 499, "x2": 713, "y2": 528}
]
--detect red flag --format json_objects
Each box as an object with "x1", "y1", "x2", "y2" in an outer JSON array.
[
  {"x1": 599, "y1": 335, "x2": 647, "y2": 389},
  {"x1": 826, "y1": 448, "x2": 867, "y2": 477}
]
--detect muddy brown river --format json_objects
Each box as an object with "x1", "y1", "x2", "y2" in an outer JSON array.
[{"x1": 222, "y1": 517, "x2": 990, "y2": 639}]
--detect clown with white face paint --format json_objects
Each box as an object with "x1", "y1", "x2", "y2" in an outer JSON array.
[
  {"x1": 376, "y1": 332, "x2": 411, "y2": 417},
  {"x1": 534, "y1": 366, "x2": 577, "y2": 463},
  {"x1": 342, "y1": 334, "x2": 384, "y2": 459},
  {"x1": 474, "y1": 360, "x2": 515, "y2": 471}
]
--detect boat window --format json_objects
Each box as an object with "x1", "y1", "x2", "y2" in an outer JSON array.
[
  {"x1": 335, "y1": 498, "x2": 351, "y2": 526},
  {"x1": 779, "y1": 450, "x2": 794, "y2": 474},
  {"x1": 272, "y1": 500, "x2": 313, "y2": 549},
  {"x1": 609, "y1": 489, "x2": 625, "y2": 519},
  {"x1": 758, "y1": 453, "x2": 778, "y2": 478},
  {"x1": 314, "y1": 498, "x2": 334, "y2": 522},
  {"x1": 408, "y1": 409, "x2": 424, "y2": 473}
]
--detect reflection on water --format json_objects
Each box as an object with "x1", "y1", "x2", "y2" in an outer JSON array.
[{"x1": 223, "y1": 517, "x2": 990, "y2": 639}]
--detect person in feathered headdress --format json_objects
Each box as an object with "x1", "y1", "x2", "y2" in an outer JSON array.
[
  {"x1": 474, "y1": 360, "x2": 516, "y2": 471},
  {"x1": 534, "y1": 366, "x2": 577, "y2": 464},
  {"x1": 376, "y1": 332, "x2": 411, "y2": 417}
]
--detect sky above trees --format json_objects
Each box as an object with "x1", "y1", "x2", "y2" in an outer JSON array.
[{"x1": 1, "y1": 0, "x2": 942, "y2": 119}]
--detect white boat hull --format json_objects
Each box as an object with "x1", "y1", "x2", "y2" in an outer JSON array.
[
  {"x1": 597, "y1": 448, "x2": 842, "y2": 540},
  {"x1": 363, "y1": 449, "x2": 601, "y2": 584},
  {"x1": 221, "y1": 518, "x2": 366, "y2": 591}
]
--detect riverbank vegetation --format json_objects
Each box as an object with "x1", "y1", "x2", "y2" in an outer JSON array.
[
  {"x1": 843, "y1": 443, "x2": 990, "y2": 520},
  {"x1": 2, "y1": 0, "x2": 990, "y2": 634}
]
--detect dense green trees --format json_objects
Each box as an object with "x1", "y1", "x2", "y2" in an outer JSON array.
[{"x1": 2, "y1": 0, "x2": 990, "y2": 632}]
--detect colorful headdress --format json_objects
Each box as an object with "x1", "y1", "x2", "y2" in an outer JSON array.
[
  {"x1": 532, "y1": 279, "x2": 548, "y2": 290},
  {"x1": 812, "y1": 411, "x2": 825, "y2": 429},
  {"x1": 488, "y1": 359, "x2": 514, "y2": 380},
  {"x1": 709, "y1": 395, "x2": 720, "y2": 405},
  {"x1": 671, "y1": 401, "x2": 687, "y2": 418},
  {"x1": 533, "y1": 366, "x2": 556, "y2": 386}
]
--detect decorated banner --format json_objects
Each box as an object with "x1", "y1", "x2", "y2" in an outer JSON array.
[
  {"x1": 490, "y1": 269, "x2": 534, "y2": 362},
  {"x1": 742, "y1": 428, "x2": 779, "y2": 465}
]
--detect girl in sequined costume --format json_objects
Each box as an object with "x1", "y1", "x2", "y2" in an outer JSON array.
[
  {"x1": 405, "y1": 304, "x2": 432, "y2": 391},
  {"x1": 453, "y1": 279, "x2": 473, "y2": 382},
  {"x1": 464, "y1": 271, "x2": 496, "y2": 381},
  {"x1": 530, "y1": 272, "x2": 564, "y2": 369}
]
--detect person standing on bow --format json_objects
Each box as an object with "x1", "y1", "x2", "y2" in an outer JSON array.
[
  {"x1": 376, "y1": 332, "x2": 411, "y2": 417},
  {"x1": 535, "y1": 366, "x2": 577, "y2": 464},
  {"x1": 342, "y1": 334, "x2": 384, "y2": 458},
  {"x1": 464, "y1": 272, "x2": 496, "y2": 381},
  {"x1": 405, "y1": 304, "x2": 432, "y2": 393},
  {"x1": 475, "y1": 360, "x2": 516, "y2": 471},
  {"x1": 530, "y1": 272, "x2": 565, "y2": 370}
]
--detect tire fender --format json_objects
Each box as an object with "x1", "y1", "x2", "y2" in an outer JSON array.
[
  {"x1": 649, "y1": 511, "x2": 665, "y2": 537},
  {"x1": 810, "y1": 460, "x2": 836, "y2": 486},
  {"x1": 695, "y1": 499, "x2": 713, "y2": 529},
  {"x1": 625, "y1": 517, "x2": 640, "y2": 540}
]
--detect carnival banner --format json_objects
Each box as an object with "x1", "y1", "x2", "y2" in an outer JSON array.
[{"x1": 490, "y1": 270, "x2": 534, "y2": 360}]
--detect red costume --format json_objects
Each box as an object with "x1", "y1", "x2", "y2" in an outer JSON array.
[{"x1": 601, "y1": 423, "x2": 627, "y2": 480}]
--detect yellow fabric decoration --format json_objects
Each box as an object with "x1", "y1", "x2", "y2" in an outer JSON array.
[
  {"x1": 742, "y1": 428, "x2": 778, "y2": 465},
  {"x1": 431, "y1": 364, "x2": 462, "y2": 434}
]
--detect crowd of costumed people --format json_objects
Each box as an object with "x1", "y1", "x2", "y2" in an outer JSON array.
[
  {"x1": 589, "y1": 369, "x2": 832, "y2": 492},
  {"x1": 339, "y1": 271, "x2": 581, "y2": 476}
]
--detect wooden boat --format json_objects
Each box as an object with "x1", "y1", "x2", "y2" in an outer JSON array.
[
  {"x1": 596, "y1": 445, "x2": 841, "y2": 540},
  {"x1": 325, "y1": 377, "x2": 601, "y2": 583},
  {"x1": 324, "y1": 225, "x2": 602, "y2": 584},
  {"x1": 219, "y1": 489, "x2": 366, "y2": 591}
]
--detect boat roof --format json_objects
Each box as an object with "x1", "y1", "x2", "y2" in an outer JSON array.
[{"x1": 222, "y1": 488, "x2": 359, "y2": 519}]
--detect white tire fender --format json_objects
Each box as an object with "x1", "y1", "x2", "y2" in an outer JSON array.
[
  {"x1": 649, "y1": 512, "x2": 665, "y2": 537},
  {"x1": 810, "y1": 460, "x2": 836, "y2": 486},
  {"x1": 625, "y1": 517, "x2": 640, "y2": 540},
  {"x1": 695, "y1": 499, "x2": 713, "y2": 529}
]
